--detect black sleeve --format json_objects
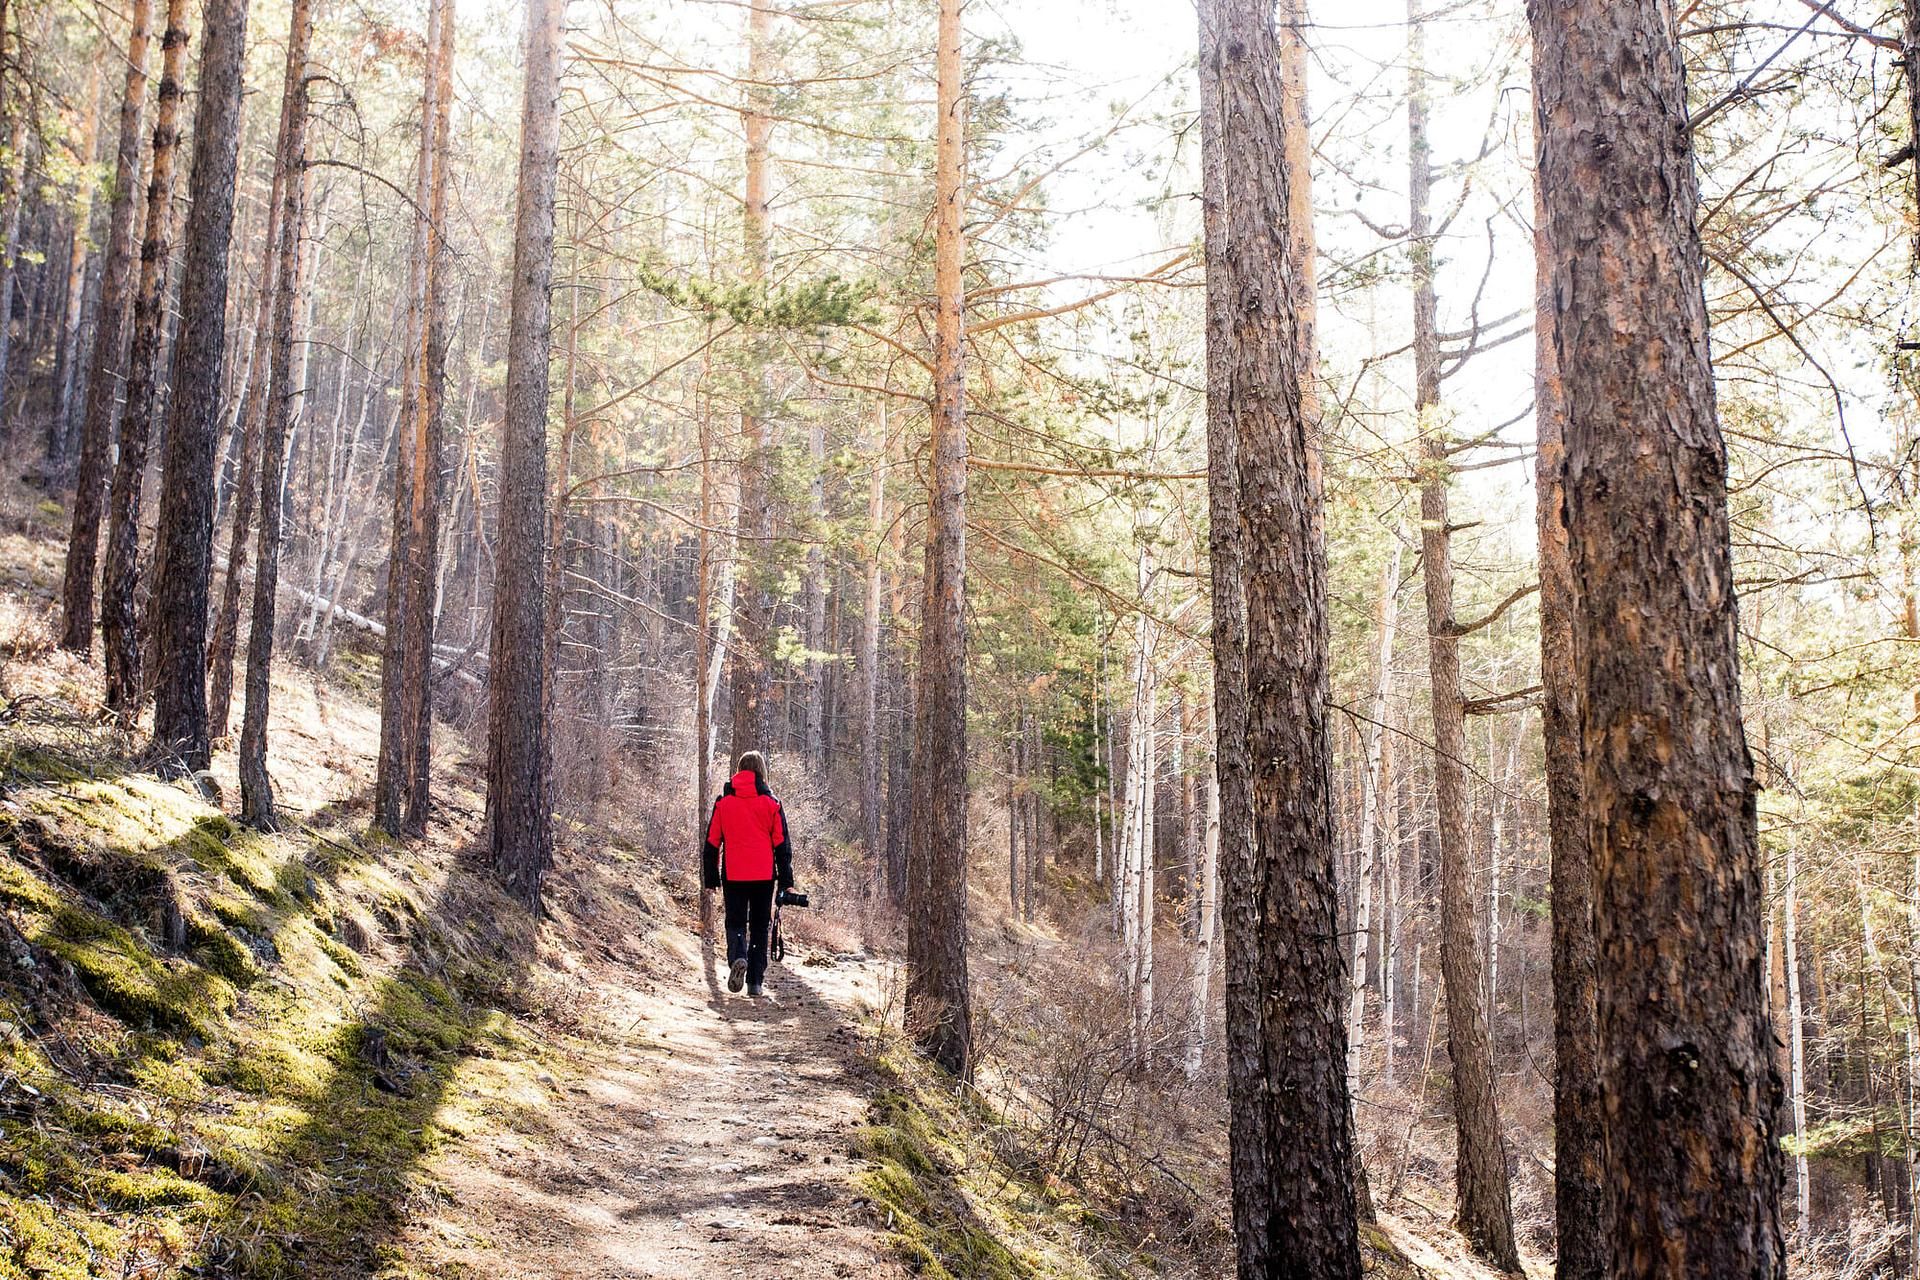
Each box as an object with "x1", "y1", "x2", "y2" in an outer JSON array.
[
  {"x1": 773, "y1": 799, "x2": 794, "y2": 889},
  {"x1": 701, "y1": 797, "x2": 724, "y2": 889}
]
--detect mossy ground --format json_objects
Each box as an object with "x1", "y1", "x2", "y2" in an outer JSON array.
[
  {"x1": 852, "y1": 1044, "x2": 1145, "y2": 1280},
  {"x1": 852, "y1": 1036, "x2": 1421, "y2": 1280},
  {"x1": 0, "y1": 736, "x2": 554, "y2": 1279}
]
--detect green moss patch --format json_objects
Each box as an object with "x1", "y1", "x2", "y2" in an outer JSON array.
[
  {"x1": 0, "y1": 744, "x2": 550, "y2": 1278},
  {"x1": 853, "y1": 1048, "x2": 1137, "y2": 1280}
]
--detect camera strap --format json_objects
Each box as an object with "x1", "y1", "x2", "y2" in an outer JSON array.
[{"x1": 771, "y1": 901, "x2": 785, "y2": 963}]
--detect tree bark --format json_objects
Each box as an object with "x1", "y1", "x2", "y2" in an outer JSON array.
[
  {"x1": 1350, "y1": 540, "x2": 1401, "y2": 1052},
  {"x1": 696, "y1": 340, "x2": 719, "y2": 977},
  {"x1": 207, "y1": 44, "x2": 295, "y2": 741},
  {"x1": 147, "y1": 0, "x2": 252, "y2": 773},
  {"x1": 236, "y1": 0, "x2": 312, "y2": 829},
  {"x1": 859, "y1": 402, "x2": 889, "y2": 872},
  {"x1": 1408, "y1": 0, "x2": 1519, "y2": 1262},
  {"x1": 1536, "y1": 172, "x2": 1605, "y2": 1280},
  {"x1": 904, "y1": 0, "x2": 972, "y2": 1079},
  {"x1": 1185, "y1": 698, "x2": 1221, "y2": 1081},
  {"x1": 488, "y1": 0, "x2": 562, "y2": 907},
  {"x1": 1904, "y1": 0, "x2": 1919, "y2": 268},
  {"x1": 1120, "y1": 550, "x2": 1160, "y2": 1061},
  {"x1": 377, "y1": 0, "x2": 454, "y2": 836},
  {"x1": 804, "y1": 415, "x2": 828, "y2": 763},
  {"x1": 60, "y1": 0, "x2": 153, "y2": 652},
  {"x1": 1533, "y1": 1, "x2": 1786, "y2": 1273},
  {"x1": 1784, "y1": 837, "x2": 1810, "y2": 1243},
  {"x1": 727, "y1": 0, "x2": 776, "y2": 763},
  {"x1": 1198, "y1": 0, "x2": 1361, "y2": 1273},
  {"x1": 406, "y1": 0, "x2": 453, "y2": 834},
  {"x1": 100, "y1": 0, "x2": 188, "y2": 723},
  {"x1": 46, "y1": 54, "x2": 104, "y2": 471}
]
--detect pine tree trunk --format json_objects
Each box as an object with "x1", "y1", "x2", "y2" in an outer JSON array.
[
  {"x1": 100, "y1": 0, "x2": 188, "y2": 723},
  {"x1": 1905, "y1": 0, "x2": 1920, "y2": 269},
  {"x1": 727, "y1": 0, "x2": 776, "y2": 762},
  {"x1": 805, "y1": 416, "x2": 828, "y2": 763},
  {"x1": 696, "y1": 345, "x2": 718, "y2": 973},
  {"x1": 1535, "y1": 173, "x2": 1605, "y2": 1280},
  {"x1": 859, "y1": 402, "x2": 888, "y2": 871},
  {"x1": 1198, "y1": 0, "x2": 1361, "y2": 1272},
  {"x1": 60, "y1": 0, "x2": 153, "y2": 652},
  {"x1": 1350, "y1": 542, "x2": 1401, "y2": 1052},
  {"x1": 1409, "y1": 0, "x2": 1518, "y2": 1262},
  {"x1": 46, "y1": 56, "x2": 104, "y2": 471},
  {"x1": 208, "y1": 56, "x2": 295, "y2": 741},
  {"x1": 405, "y1": 0, "x2": 453, "y2": 834},
  {"x1": 904, "y1": 0, "x2": 972, "y2": 1079},
  {"x1": 0, "y1": 111, "x2": 28, "y2": 429},
  {"x1": 1533, "y1": 1, "x2": 1786, "y2": 1273},
  {"x1": 377, "y1": 0, "x2": 451, "y2": 836},
  {"x1": 236, "y1": 0, "x2": 312, "y2": 829},
  {"x1": 487, "y1": 0, "x2": 562, "y2": 907},
  {"x1": 147, "y1": 0, "x2": 252, "y2": 774},
  {"x1": 1784, "y1": 837, "x2": 1810, "y2": 1243},
  {"x1": 1008, "y1": 720, "x2": 1022, "y2": 917}
]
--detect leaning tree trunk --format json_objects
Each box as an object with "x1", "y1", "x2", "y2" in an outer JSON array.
[
  {"x1": 147, "y1": 0, "x2": 253, "y2": 774},
  {"x1": 1533, "y1": 1, "x2": 1786, "y2": 1274},
  {"x1": 1535, "y1": 178, "x2": 1605, "y2": 1280},
  {"x1": 59, "y1": 0, "x2": 153, "y2": 653},
  {"x1": 1408, "y1": 0, "x2": 1519, "y2": 1263},
  {"x1": 1198, "y1": 0, "x2": 1361, "y2": 1273},
  {"x1": 904, "y1": 0, "x2": 972, "y2": 1080},
  {"x1": 99, "y1": 0, "x2": 187, "y2": 723},
  {"x1": 236, "y1": 0, "x2": 312, "y2": 829},
  {"x1": 487, "y1": 0, "x2": 562, "y2": 907}
]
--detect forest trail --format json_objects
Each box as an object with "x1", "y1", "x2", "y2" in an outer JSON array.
[{"x1": 399, "y1": 924, "x2": 907, "y2": 1280}]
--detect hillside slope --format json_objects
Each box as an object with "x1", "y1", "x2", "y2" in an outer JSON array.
[{"x1": 1, "y1": 503, "x2": 1534, "y2": 1280}]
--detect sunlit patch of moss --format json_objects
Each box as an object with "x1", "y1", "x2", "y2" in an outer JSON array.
[
  {"x1": 188, "y1": 909, "x2": 264, "y2": 985},
  {"x1": 853, "y1": 1055, "x2": 1072, "y2": 1280},
  {"x1": 0, "y1": 706, "x2": 560, "y2": 1278},
  {"x1": 316, "y1": 934, "x2": 364, "y2": 978},
  {"x1": 0, "y1": 1195, "x2": 126, "y2": 1280},
  {"x1": 29, "y1": 903, "x2": 235, "y2": 1037}
]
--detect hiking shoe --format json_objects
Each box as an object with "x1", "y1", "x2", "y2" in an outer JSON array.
[
  {"x1": 728, "y1": 959, "x2": 746, "y2": 993},
  {"x1": 747, "y1": 982, "x2": 765, "y2": 998}
]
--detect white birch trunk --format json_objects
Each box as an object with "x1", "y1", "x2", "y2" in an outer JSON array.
[{"x1": 1185, "y1": 700, "x2": 1221, "y2": 1080}]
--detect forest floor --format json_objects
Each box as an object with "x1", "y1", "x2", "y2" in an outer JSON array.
[
  {"x1": 0, "y1": 488, "x2": 1538, "y2": 1280},
  {"x1": 396, "y1": 919, "x2": 906, "y2": 1279}
]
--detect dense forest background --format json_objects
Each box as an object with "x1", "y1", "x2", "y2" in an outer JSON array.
[{"x1": 1, "y1": 0, "x2": 1918, "y2": 1274}]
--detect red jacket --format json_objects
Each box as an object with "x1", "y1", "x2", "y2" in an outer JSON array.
[{"x1": 702, "y1": 770, "x2": 792, "y2": 886}]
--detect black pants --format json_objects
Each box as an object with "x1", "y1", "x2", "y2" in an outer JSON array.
[{"x1": 724, "y1": 880, "x2": 776, "y2": 984}]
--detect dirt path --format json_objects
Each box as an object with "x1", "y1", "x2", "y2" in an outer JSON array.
[{"x1": 402, "y1": 927, "x2": 906, "y2": 1280}]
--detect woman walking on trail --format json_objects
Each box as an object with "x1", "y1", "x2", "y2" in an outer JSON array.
[{"x1": 702, "y1": 751, "x2": 795, "y2": 996}]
